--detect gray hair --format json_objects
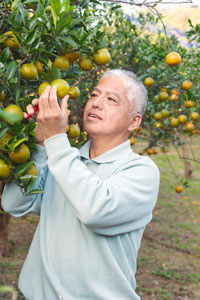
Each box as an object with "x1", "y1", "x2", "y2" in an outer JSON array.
[{"x1": 101, "y1": 69, "x2": 148, "y2": 116}]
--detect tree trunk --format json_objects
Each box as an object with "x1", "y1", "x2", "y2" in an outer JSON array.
[
  {"x1": 0, "y1": 181, "x2": 10, "y2": 258},
  {"x1": 182, "y1": 143, "x2": 193, "y2": 179}
]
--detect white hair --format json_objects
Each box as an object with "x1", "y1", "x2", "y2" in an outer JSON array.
[{"x1": 101, "y1": 69, "x2": 148, "y2": 116}]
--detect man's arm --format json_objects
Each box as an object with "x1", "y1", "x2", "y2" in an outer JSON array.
[
  {"x1": 44, "y1": 134, "x2": 160, "y2": 236},
  {"x1": 1, "y1": 145, "x2": 47, "y2": 217}
]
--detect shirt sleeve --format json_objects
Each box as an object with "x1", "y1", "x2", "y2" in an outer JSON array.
[
  {"x1": 44, "y1": 134, "x2": 160, "y2": 236},
  {"x1": 1, "y1": 144, "x2": 47, "y2": 217}
]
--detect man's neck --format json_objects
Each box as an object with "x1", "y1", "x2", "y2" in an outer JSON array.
[{"x1": 89, "y1": 136, "x2": 128, "y2": 159}]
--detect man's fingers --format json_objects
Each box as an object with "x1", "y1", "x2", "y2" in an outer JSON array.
[
  {"x1": 39, "y1": 85, "x2": 51, "y2": 113},
  {"x1": 26, "y1": 104, "x2": 35, "y2": 115},
  {"x1": 32, "y1": 98, "x2": 39, "y2": 106},
  {"x1": 49, "y1": 85, "x2": 59, "y2": 109},
  {"x1": 23, "y1": 112, "x2": 28, "y2": 119},
  {"x1": 61, "y1": 95, "x2": 69, "y2": 114}
]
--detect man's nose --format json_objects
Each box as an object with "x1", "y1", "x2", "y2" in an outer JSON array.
[{"x1": 92, "y1": 95, "x2": 103, "y2": 110}]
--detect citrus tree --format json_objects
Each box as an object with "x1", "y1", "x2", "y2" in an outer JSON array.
[{"x1": 0, "y1": 0, "x2": 113, "y2": 196}]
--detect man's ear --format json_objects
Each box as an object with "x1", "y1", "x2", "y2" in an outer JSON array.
[{"x1": 128, "y1": 113, "x2": 142, "y2": 132}]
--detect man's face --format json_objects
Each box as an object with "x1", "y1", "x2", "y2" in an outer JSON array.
[{"x1": 83, "y1": 76, "x2": 137, "y2": 139}]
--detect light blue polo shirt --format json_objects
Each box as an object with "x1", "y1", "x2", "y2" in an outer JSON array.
[{"x1": 2, "y1": 133, "x2": 160, "y2": 300}]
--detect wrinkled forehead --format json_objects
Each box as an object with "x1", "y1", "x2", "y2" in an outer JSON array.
[{"x1": 97, "y1": 76, "x2": 130, "y2": 100}]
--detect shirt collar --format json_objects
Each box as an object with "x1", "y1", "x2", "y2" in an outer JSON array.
[{"x1": 79, "y1": 139, "x2": 133, "y2": 163}]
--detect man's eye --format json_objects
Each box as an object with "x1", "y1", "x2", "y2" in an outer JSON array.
[
  {"x1": 108, "y1": 97, "x2": 116, "y2": 102},
  {"x1": 91, "y1": 93, "x2": 98, "y2": 97}
]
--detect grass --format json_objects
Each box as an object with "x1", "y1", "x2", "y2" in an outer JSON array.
[{"x1": 0, "y1": 136, "x2": 200, "y2": 299}]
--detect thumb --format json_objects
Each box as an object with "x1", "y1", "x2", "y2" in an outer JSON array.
[{"x1": 61, "y1": 95, "x2": 69, "y2": 114}]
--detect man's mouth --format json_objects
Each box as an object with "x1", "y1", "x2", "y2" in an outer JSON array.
[{"x1": 88, "y1": 113, "x2": 102, "y2": 120}]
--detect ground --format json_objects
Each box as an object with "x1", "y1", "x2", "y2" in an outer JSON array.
[{"x1": 0, "y1": 138, "x2": 200, "y2": 300}]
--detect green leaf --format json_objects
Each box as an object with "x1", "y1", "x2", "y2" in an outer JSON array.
[
  {"x1": 0, "y1": 47, "x2": 11, "y2": 63},
  {"x1": 0, "y1": 128, "x2": 9, "y2": 139},
  {"x1": 49, "y1": 64, "x2": 62, "y2": 80},
  {"x1": 50, "y1": 0, "x2": 61, "y2": 15},
  {"x1": 26, "y1": 30, "x2": 39, "y2": 46},
  {"x1": 11, "y1": 0, "x2": 20, "y2": 12},
  {"x1": 13, "y1": 138, "x2": 27, "y2": 150},
  {"x1": 0, "y1": 62, "x2": 6, "y2": 77},
  {"x1": 6, "y1": 61, "x2": 17, "y2": 80},
  {"x1": 16, "y1": 160, "x2": 34, "y2": 177},
  {"x1": 58, "y1": 36, "x2": 79, "y2": 48},
  {"x1": 20, "y1": 174, "x2": 38, "y2": 182},
  {"x1": 26, "y1": 188, "x2": 44, "y2": 195}
]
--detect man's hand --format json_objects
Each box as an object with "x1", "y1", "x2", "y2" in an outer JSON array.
[{"x1": 37, "y1": 85, "x2": 69, "y2": 141}]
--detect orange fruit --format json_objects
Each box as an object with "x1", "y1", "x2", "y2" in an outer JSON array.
[
  {"x1": 154, "y1": 95, "x2": 160, "y2": 103},
  {"x1": 54, "y1": 56, "x2": 70, "y2": 70},
  {"x1": 129, "y1": 136, "x2": 135, "y2": 145},
  {"x1": 0, "y1": 91, "x2": 5, "y2": 102},
  {"x1": 185, "y1": 122, "x2": 195, "y2": 132},
  {"x1": 160, "y1": 87, "x2": 167, "y2": 93},
  {"x1": 9, "y1": 143, "x2": 30, "y2": 164},
  {"x1": 159, "y1": 92, "x2": 168, "y2": 102},
  {"x1": 178, "y1": 115, "x2": 187, "y2": 124},
  {"x1": 154, "y1": 112, "x2": 163, "y2": 120},
  {"x1": 79, "y1": 56, "x2": 93, "y2": 71},
  {"x1": 147, "y1": 148, "x2": 153, "y2": 155},
  {"x1": 162, "y1": 148, "x2": 169, "y2": 153},
  {"x1": 170, "y1": 117, "x2": 179, "y2": 127},
  {"x1": 26, "y1": 164, "x2": 37, "y2": 176},
  {"x1": 181, "y1": 80, "x2": 192, "y2": 90},
  {"x1": 166, "y1": 51, "x2": 181, "y2": 67},
  {"x1": 153, "y1": 148, "x2": 158, "y2": 154},
  {"x1": 35, "y1": 61, "x2": 43, "y2": 73},
  {"x1": 38, "y1": 81, "x2": 50, "y2": 96},
  {"x1": 20, "y1": 63, "x2": 38, "y2": 80},
  {"x1": 190, "y1": 112, "x2": 199, "y2": 121},
  {"x1": 175, "y1": 185, "x2": 183, "y2": 193},
  {"x1": 144, "y1": 77, "x2": 154, "y2": 87},
  {"x1": 170, "y1": 94, "x2": 179, "y2": 101},
  {"x1": 68, "y1": 86, "x2": 80, "y2": 99},
  {"x1": 184, "y1": 101, "x2": 195, "y2": 108},
  {"x1": 51, "y1": 79, "x2": 69, "y2": 98},
  {"x1": 67, "y1": 124, "x2": 80, "y2": 139},
  {"x1": 0, "y1": 159, "x2": 12, "y2": 179},
  {"x1": 171, "y1": 88, "x2": 180, "y2": 95},
  {"x1": 161, "y1": 109, "x2": 169, "y2": 118},
  {"x1": 2, "y1": 31, "x2": 19, "y2": 50},
  {"x1": 65, "y1": 51, "x2": 80, "y2": 64},
  {"x1": 93, "y1": 48, "x2": 111, "y2": 66},
  {"x1": 4, "y1": 104, "x2": 24, "y2": 124}
]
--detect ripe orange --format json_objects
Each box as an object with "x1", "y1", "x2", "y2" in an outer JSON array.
[
  {"x1": 171, "y1": 88, "x2": 180, "y2": 95},
  {"x1": 129, "y1": 136, "x2": 135, "y2": 145},
  {"x1": 67, "y1": 124, "x2": 80, "y2": 139},
  {"x1": 4, "y1": 104, "x2": 24, "y2": 124},
  {"x1": 51, "y1": 79, "x2": 69, "y2": 98},
  {"x1": 147, "y1": 148, "x2": 153, "y2": 155},
  {"x1": 54, "y1": 56, "x2": 70, "y2": 70},
  {"x1": 185, "y1": 122, "x2": 195, "y2": 132},
  {"x1": 154, "y1": 112, "x2": 163, "y2": 120},
  {"x1": 68, "y1": 86, "x2": 80, "y2": 99},
  {"x1": 35, "y1": 61, "x2": 43, "y2": 73},
  {"x1": 181, "y1": 80, "x2": 192, "y2": 90},
  {"x1": 79, "y1": 56, "x2": 93, "y2": 71},
  {"x1": 161, "y1": 109, "x2": 169, "y2": 118},
  {"x1": 170, "y1": 94, "x2": 179, "y2": 101},
  {"x1": 20, "y1": 63, "x2": 38, "y2": 80},
  {"x1": 166, "y1": 51, "x2": 181, "y2": 67},
  {"x1": 170, "y1": 117, "x2": 179, "y2": 127},
  {"x1": 178, "y1": 115, "x2": 187, "y2": 124},
  {"x1": 26, "y1": 164, "x2": 38, "y2": 176},
  {"x1": 38, "y1": 81, "x2": 50, "y2": 96},
  {"x1": 93, "y1": 48, "x2": 111, "y2": 66},
  {"x1": 175, "y1": 185, "x2": 183, "y2": 193},
  {"x1": 65, "y1": 51, "x2": 80, "y2": 64},
  {"x1": 190, "y1": 112, "x2": 199, "y2": 121},
  {"x1": 9, "y1": 143, "x2": 30, "y2": 164},
  {"x1": 159, "y1": 92, "x2": 168, "y2": 102},
  {"x1": 143, "y1": 77, "x2": 154, "y2": 87},
  {"x1": 160, "y1": 87, "x2": 167, "y2": 93},
  {"x1": 184, "y1": 101, "x2": 195, "y2": 108},
  {"x1": 153, "y1": 148, "x2": 158, "y2": 154},
  {"x1": 0, "y1": 91, "x2": 5, "y2": 102},
  {"x1": 0, "y1": 159, "x2": 12, "y2": 179},
  {"x1": 2, "y1": 31, "x2": 19, "y2": 50}
]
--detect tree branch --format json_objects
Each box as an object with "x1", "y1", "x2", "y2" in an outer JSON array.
[{"x1": 101, "y1": 0, "x2": 193, "y2": 6}]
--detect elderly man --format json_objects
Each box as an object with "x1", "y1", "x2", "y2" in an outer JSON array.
[{"x1": 2, "y1": 69, "x2": 160, "y2": 300}]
